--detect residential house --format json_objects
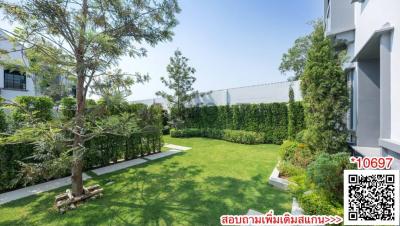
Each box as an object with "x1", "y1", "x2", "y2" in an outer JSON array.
[
  {"x1": 0, "y1": 30, "x2": 37, "y2": 100},
  {"x1": 325, "y1": 0, "x2": 400, "y2": 169}
]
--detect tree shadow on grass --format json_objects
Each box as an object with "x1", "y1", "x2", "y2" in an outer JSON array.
[
  {"x1": 87, "y1": 162, "x2": 291, "y2": 226},
  {"x1": 1, "y1": 160, "x2": 291, "y2": 226}
]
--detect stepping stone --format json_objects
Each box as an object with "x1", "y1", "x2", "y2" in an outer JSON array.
[
  {"x1": 291, "y1": 198, "x2": 304, "y2": 215},
  {"x1": 245, "y1": 209, "x2": 266, "y2": 226},
  {"x1": 91, "y1": 158, "x2": 147, "y2": 175},
  {"x1": 144, "y1": 149, "x2": 181, "y2": 160},
  {"x1": 246, "y1": 209, "x2": 263, "y2": 215},
  {"x1": 0, "y1": 173, "x2": 91, "y2": 205},
  {"x1": 164, "y1": 144, "x2": 191, "y2": 151}
]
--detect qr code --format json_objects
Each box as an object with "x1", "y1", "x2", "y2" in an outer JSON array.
[{"x1": 344, "y1": 170, "x2": 399, "y2": 225}]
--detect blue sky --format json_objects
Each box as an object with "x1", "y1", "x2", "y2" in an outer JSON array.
[
  {"x1": 125, "y1": 0, "x2": 324, "y2": 101},
  {"x1": 1, "y1": 0, "x2": 323, "y2": 101}
]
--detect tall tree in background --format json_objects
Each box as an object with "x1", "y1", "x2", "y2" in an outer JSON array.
[
  {"x1": 0, "y1": 0, "x2": 180, "y2": 196},
  {"x1": 279, "y1": 35, "x2": 311, "y2": 81},
  {"x1": 156, "y1": 50, "x2": 198, "y2": 127},
  {"x1": 279, "y1": 20, "x2": 323, "y2": 81},
  {"x1": 300, "y1": 21, "x2": 349, "y2": 154}
]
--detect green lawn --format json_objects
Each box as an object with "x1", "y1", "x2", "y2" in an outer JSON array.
[{"x1": 0, "y1": 136, "x2": 292, "y2": 226}]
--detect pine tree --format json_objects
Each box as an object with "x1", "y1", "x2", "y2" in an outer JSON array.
[
  {"x1": 300, "y1": 22, "x2": 349, "y2": 154},
  {"x1": 287, "y1": 85, "x2": 296, "y2": 140},
  {"x1": 156, "y1": 50, "x2": 198, "y2": 128}
]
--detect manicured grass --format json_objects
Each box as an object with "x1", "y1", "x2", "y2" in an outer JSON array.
[{"x1": 0, "y1": 136, "x2": 292, "y2": 225}]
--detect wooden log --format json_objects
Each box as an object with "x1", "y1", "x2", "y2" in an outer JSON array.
[
  {"x1": 55, "y1": 187, "x2": 104, "y2": 209},
  {"x1": 55, "y1": 193, "x2": 68, "y2": 202}
]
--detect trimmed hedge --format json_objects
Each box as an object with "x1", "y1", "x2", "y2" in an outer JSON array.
[
  {"x1": 170, "y1": 128, "x2": 264, "y2": 144},
  {"x1": 0, "y1": 142, "x2": 35, "y2": 192},
  {"x1": 0, "y1": 129, "x2": 162, "y2": 193},
  {"x1": 84, "y1": 130, "x2": 162, "y2": 169},
  {"x1": 175, "y1": 102, "x2": 304, "y2": 144}
]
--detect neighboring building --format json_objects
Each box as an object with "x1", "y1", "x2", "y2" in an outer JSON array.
[
  {"x1": 0, "y1": 31, "x2": 37, "y2": 100},
  {"x1": 325, "y1": 0, "x2": 400, "y2": 169},
  {"x1": 133, "y1": 80, "x2": 302, "y2": 109}
]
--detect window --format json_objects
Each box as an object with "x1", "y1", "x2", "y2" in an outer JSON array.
[
  {"x1": 4, "y1": 70, "x2": 26, "y2": 90},
  {"x1": 347, "y1": 70, "x2": 355, "y2": 131}
]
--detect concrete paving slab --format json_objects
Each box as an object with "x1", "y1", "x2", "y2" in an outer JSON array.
[
  {"x1": 144, "y1": 149, "x2": 181, "y2": 160},
  {"x1": 91, "y1": 158, "x2": 148, "y2": 175},
  {"x1": 164, "y1": 144, "x2": 192, "y2": 151},
  {"x1": 0, "y1": 173, "x2": 91, "y2": 205}
]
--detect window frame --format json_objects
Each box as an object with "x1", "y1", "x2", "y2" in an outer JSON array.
[{"x1": 3, "y1": 69, "x2": 27, "y2": 91}]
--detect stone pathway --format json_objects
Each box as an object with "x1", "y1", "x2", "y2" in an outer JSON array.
[
  {"x1": 143, "y1": 149, "x2": 182, "y2": 160},
  {"x1": 91, "y1": 158, "x2": 148, "y2": 175},
  {"x1": 0, "y1": 173, "x2": 92, "y2": 205},
  {"x1": 164, "y1": 143, "x2": 192, "y2": 151}
]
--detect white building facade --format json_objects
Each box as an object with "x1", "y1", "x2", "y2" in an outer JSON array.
[
  {"x1": 325, "y1": 0, "x2": 400, "y2": 169},
  {"x1": 0, "y1": 31, "x2": 37, "y2": 101}
]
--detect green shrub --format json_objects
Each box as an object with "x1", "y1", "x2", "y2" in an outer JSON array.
[
  {"x1": 307, "y1": 152, "x2": 356, "y2": 201},
  {"x1": 12, "y1": 96, "x2": 54, "y2": 123},
  {"x1": 279, "y1": 141, "x2": 314, "y2": 168},
  {"x1": 278, "y1": 161, "x2": 305, "y2": 178},
  {"x1": 0, "y1": 108, "x2": 7, "y2": 132},
  {"x1": 202, "y1": 128, "x2": 223, "y2": 139},
  {"x1": 60, "y1": 97, "x2": 76, "y2": 119},
  {"x1": 288, "y1": 171, "x2": 343, "y2": 216},
  {"x1": 222, "y1": 129, "x2": 264, "y2": 144},
  {"x1": 299, "y1": 191, "x2": 343, "y2": 216},
  {"x1": 170, "y1": 128, "x2": 264, "y2": 144},
  {"x1": 279, "y1": 140, "x2": 299, "y2": 162},
  {"x1": 295, "y1": 129, "x2": 306, "y2": 143},
  {"x1": 170, "y1": 128, "x2": 203, "y2": 137}
]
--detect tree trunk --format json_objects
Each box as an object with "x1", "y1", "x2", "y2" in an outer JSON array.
[
  {"x1": 71, "y1": 73, "x2": 86, "y2": 196},
  {"x1": 71, "y1": 0, "x2": 88, "y2": 197}
]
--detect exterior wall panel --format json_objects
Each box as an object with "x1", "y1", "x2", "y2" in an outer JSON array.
[{"x1": 133, "y1": 81, "x2": 302, "y2": 109}]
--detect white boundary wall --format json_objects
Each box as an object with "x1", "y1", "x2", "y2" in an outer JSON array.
[{"x1": 133, "y1": 80, "x2": 302, "y2": 109}]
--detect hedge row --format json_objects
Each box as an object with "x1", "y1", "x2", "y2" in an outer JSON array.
[
  {"x1": 170, "y1": 128, "x2": 264, "y2": 144},
  {"x1": 84, "y1": 130, "x2": 163, "y2": 169},
  {"x1": 174, "y1": 102, "x2": 304, "y2": 144},
  {"x1": 0, "y1": 130, "x2": 162, "y2": 193}
]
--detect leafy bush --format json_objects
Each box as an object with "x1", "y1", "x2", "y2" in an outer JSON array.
[
  {"x1": 170, "y1": 128, "x2": 203, "y2": 137},
  {"x1": 0, "y1": 108, "x2": 7, "y2": 132},
  {"x1": 279, "y1": 140, "x2": 298, "y2": 161},
  {"x1": 222, "y1": 129, "x2": 264, "y2": 144},
  {"x1": 279, "y1": 141, "x2": 314, "y2": 168},
  {"x1": 60, "y1": 97, "x2": 76, "y2": 119},
  {"x1": 278, "y1": 161, "x2": 305, "y2": 178},
  {"x1": 12, "y1": 96, "x2": 54, "y2": 123},
  {"x1": 170, "y1": 128, "x2": 264, "y2": 144},
  {"x1": 307, "y1": 152, "x2": 356, "y2": 201},
  {"x1": 289, "y1": 171, "x2": 343, "y2": 216},
  {"x1": 299, "y1": 191, "x2": 343, "y2": 216}
]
